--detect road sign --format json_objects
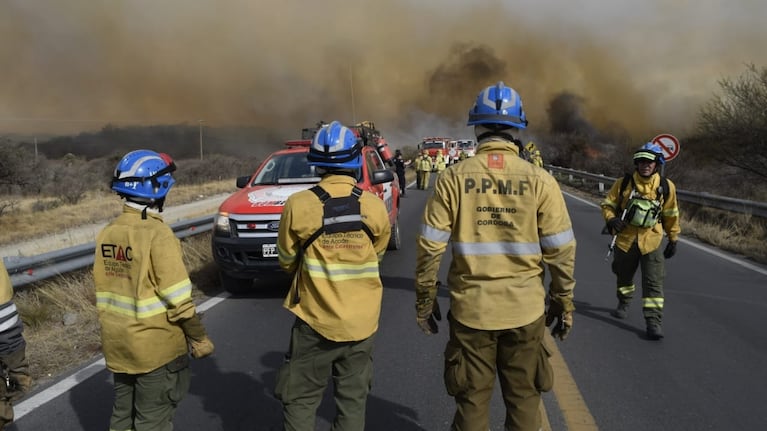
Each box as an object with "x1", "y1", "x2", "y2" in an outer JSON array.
[{"x1": 651, "y1": 133, "x2": 681, "y2": 162}]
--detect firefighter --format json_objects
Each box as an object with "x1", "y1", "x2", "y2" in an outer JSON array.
[
  {"x1": 601, "y1": 142, "x2": 680, "y2": 340},
  {"x1": 0, "y1": 260, "x2": 30, "y2": 430},
  {"x1": 417, "y1": 150, "x2": 432, "y2": 189},
  {"x1": 435, "y1": 151, "x2": 448, "y2": 174},
  {"x1": 275, "y1": 121, "x2": 391, "y2": 431},
  {"x1": 415, "y1": 82, "x2": 576, "y2": 431},
  {"x1": 414, "y1": 150, "x2": 425, "y2": 189},
  {"x1": 525, "y1": 141, "x2": 544, "y2": 167},
  {"x1": 458, "y1": 149, "x2": 469, "y2": 162},
  {"x1": 392, "y1": 149, "x2": 411, "y2": 197},
  {"x1": 94, "y1": 150, "x2": 214, "y2": 431}
]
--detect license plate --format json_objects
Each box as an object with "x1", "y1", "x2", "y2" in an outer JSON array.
[{"x1": 262, "y1": 244, "x2": 277, "y2": 258}]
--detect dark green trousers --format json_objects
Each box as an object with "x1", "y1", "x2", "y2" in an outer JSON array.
[
  {"x1": 611, "y1": 241, "x2": 665, "y2": 323},
  {"x1": 445, "y1": 313, "x2": 551, "y2": 431},
  {"x1": 0, "y1": 397, "x2": 12, "y2": 430},
  {"x1": 110, "y1": 355, "x2": 190, "y2": 431},
  {"x1": 275, "y1": 318, "x2": 375, "y2": 431}
]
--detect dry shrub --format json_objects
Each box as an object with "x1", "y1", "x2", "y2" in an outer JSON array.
[
  {"x1": 682, "y1": 206, "x2": 767, "y2": 263},
  {"x1": 15, "y1": 271, "x2": 101, "y2": 386}
]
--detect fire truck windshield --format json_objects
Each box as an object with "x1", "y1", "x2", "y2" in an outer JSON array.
[{"x1": 422, "y1": 142, "x2": 446, "y2": 150}]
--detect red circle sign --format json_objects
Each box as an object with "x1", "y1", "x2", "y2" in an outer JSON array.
[{"x1": 651, "y1": 134, "x2": 681, "y2": 162}]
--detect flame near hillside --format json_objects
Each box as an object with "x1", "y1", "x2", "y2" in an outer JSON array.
[{"x1": 2, "y1": 1, "x2": 766, "y2": 144}]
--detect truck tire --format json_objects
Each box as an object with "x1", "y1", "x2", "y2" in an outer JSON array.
[
  {"x1": 220, "y1": 272, "x2": 253, "y2": 294},
  {"x1": 387, "y1": 218, "x2": 401, "y2": 250}
]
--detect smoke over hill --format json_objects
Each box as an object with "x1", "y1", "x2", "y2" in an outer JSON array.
[{"x1": 2, "y1": 1, "x2": 766, "y2": 145}]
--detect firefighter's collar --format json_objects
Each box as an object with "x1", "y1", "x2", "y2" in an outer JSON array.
[
  {"x1": 476, "y1": 139, "x2": 520, "y2": 155},
  {"x1": 124, "y1": 202, "x2": 162, "y2": 218},
  {"x1": 633, "y1": 171, "x2": 658, "y2": 185},
  {"x1": 319, "y1": 174, "x2": 357, "y2": 186}
]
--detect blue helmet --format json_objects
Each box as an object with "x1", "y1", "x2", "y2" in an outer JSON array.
[
  {"x1": 633, "y1": 142, "x2": 665, "y2": 165},
  {"x1": 307, "y1": 121, "x2": 363, "y2": 170},
  {"x1": 111, "y1": 149, "x2": 177, "y2": 200},
  {"x1": 467, "y1": 81, "x2": 528, "y2": 129}
]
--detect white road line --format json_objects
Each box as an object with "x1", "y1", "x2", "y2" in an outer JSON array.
[{"x1": 13, "y1": 292, "x2": 230, "y2": 420}]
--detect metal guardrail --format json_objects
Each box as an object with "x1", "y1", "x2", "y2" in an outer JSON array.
[
  {"x1": 5, "y1": 168, "x2": 766, "y2": 287},
  {"x1": 547, "y1": 165, "x2": 767, "y2": 218},
  {"x1": 3, "y1": 215, "x2": 214, "y2": 288}
]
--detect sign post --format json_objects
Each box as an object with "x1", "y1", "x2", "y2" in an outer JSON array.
[{"x1": 651, "y1": 133, "x2": 681, "y2": 162}]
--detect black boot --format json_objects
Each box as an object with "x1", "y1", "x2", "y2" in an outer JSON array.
[
  {"x1": 610, "y1": 302, "x2": 629, "y2": 319},
  {"x1": 646, "y1": 322, "x2": 664, "y2": 340}
]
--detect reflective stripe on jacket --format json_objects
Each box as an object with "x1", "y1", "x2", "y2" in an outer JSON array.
[
  {"x1": 277, "y1": 175, "x2": 391, "y2": 342},
  {"x1": 94, "y1": 204, "x2": 196, "y2": 374},
  {"x1": 600, "y1": 171, "x2": 681, "y2": 254},
  {"x1": 416, "y1": 139, "x2": 576, "y2": 330}
]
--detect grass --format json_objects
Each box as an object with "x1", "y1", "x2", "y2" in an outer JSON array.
[{"x1": 0, "y1": 179, "x2": 235, "y2": 245}]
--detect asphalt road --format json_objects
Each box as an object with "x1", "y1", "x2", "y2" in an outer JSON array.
[{"x1": 10, "y1": 178, "x2": 767, "y2": 430}]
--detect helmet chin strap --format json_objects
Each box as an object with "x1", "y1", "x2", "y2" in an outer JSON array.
[{"x1": 125, "y1": 197, "x2": 165, "y2": 219}]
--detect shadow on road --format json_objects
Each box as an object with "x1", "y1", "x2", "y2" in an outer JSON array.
[{"x1": 573, "y1": 299, "x2": 648, "y2": 339}]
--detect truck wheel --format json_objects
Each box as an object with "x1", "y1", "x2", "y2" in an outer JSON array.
[
  {"x1": 220, "y1": 272, "x2": 253, "y2": 294},
  {"x1": 387, "y1": 218, "x2": 401, "y2": 250}
]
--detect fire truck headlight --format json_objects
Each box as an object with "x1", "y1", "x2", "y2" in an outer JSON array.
[{"x1": 214, "y1": 213, "x2": 232, "y2": 235}]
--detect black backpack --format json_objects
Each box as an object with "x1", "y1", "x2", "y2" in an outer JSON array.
[
  {"x1": 301, "y1": 185, "x2": 374, "y2": 249},
  {"x1": 291, "y1": 185, "x2": 375, "y2": 303}
]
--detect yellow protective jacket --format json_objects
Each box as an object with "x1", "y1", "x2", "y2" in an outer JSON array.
[
  {"x1": 0, "y1": 260, "x2": 12, "y2": 304},
  {"x1": 436, "y1": 154, "x2": 447, "y2": 172},
  {"x1": 414, "y1": 155, "x2": 425, "y2": 172},
  {"x1": 416, "y1": 139, "x2": 577, "y2": 330},
  {"x1": 0, "y1": 260, "x2": 25, "y2": 356},
  {"x1": 418, "y1": 156, "x2": 433, "y2": 172},
  {"x1": 94, "y1": 203, "x2": 197, "y2": 374},
  {"x1": 277, "y1": 175, "x2": 391, "y2": 342},
  {"x1": 600, "y1": 171, "x2": 681, "y2": 254}
]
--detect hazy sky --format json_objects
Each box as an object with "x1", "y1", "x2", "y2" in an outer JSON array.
[{"x1": 1, "y1": 0, "x2": 765, "y2": 142}]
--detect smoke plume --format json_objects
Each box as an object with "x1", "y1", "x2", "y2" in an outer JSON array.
[{"x1": 2, "y1": 0, "x2": 766, "y2": 145}]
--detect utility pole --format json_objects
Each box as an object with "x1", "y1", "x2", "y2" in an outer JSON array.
[
  {"x1": 34, "y1": 137, "x2": 38, "y2": 162},
  {"x1": 198, "y1": 120, "x2": 204, "y2": 160}
]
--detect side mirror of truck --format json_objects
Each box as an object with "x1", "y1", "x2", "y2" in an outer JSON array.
[
  {"x1": 371, "y1": 169, "x2": 395, "y2": 185},
  {"x1": 236, "y1": 175, "x2": 251, "y2": 188}
]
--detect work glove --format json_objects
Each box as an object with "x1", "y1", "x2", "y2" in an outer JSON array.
[
  {"x1": 415, "y1": 281, "x2": 443, "y2": 335},
  {"x1": 606, "y1": 217, "x2": 626, "y2": 235},
  {"x1": 2, "y1": 346, "x2": 31, "y2": 401},
  {"x1": 180, "y1": 314, "x2": 215, "y2": 359},
  {"x1": 545, "y1": 301, "x2": 573, "y2": 341},
  {"x1": 189, "y1": 336, "x2": 215, "y2": 359},
  {"x1": 416, "y1": 299, "x2": 442, "y2": 335},
  {"x1": 663, "y1": 241, "x2": 677, "y2": 259}
]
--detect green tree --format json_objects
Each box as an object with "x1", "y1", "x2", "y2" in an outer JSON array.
[{"x1": 697, "y1": 64, "x2": 767, "y2": 179}]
